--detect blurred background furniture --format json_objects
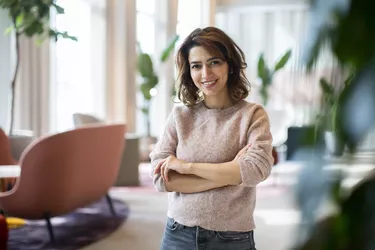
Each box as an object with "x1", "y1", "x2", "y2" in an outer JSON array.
[
  {"x1": 8, "y1": 130, "x2": 34, "y2": 161},
  {"x1": 73, "y1": 113, "x2": 140, "y2": 186},
  {"x1": 0, "y1": 124, "x2": 125, "y2": 242},
  {"x1": 0, "y1": 127, "x2": 20, "y2": 191},
  {"x1": 0, "y1": 128, "x2": 17, "y2": 166}
]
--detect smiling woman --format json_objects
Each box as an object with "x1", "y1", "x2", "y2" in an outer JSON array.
[
  {"x1": 176, "y1": 27, "x2": 249, "y2": 108},
  {"x1": 188, "y1": 47, "x2": 230, "y2": 108},
  {"x1": 150, "y1": 27, "x2": 274, "y2": 250}
]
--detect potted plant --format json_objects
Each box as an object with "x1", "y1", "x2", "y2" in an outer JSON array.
[
  {"x1": 0, "y1": 0, "x2": 76, "y2": 137},
  {"x1": 257, "y1": 49, "x2": 292, "y2": 106},
  {"x1": 137, "y1": 35, "x2": 179, "y2": 161},
  {"x1": 319, "y1": 74, "x2": 353, "y2": 156}
]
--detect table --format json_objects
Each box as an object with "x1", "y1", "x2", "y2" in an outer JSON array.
[
  {"x1": 0, "y1": 166, "x2": 20, "y2": 178},
  {"x1": 0, "y1": 165, "x2": 21, "y2": 192}
]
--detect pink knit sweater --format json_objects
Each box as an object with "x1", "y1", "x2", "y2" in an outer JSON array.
[{"x1": 150, "y1": 100, "x2": 274, "y2": 231}]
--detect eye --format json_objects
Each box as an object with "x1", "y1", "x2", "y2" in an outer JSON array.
[
  {"x1": 210, "y1": 60, "x2": 221, "y2": 65},
  {"x1": 191, "y1": 64, "x2": 201, "y2": 69}
]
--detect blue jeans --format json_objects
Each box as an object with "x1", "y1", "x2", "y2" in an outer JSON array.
[{"x1": 160, "y1": 217, "x2": 257, "y2": 250}]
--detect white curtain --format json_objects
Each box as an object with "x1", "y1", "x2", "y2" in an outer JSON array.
[{"x1": 14, "y1": 36, "x2": 51, "y2": 138}]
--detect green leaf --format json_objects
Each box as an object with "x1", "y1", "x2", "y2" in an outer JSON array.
[
  {"x1": 137, "y1": 53, "x2": 154, "y2": 78},
  {"x1": 15, "y1": 13, "x2": 23, "y2": 28},
  {"x1": 24, "y1": 21, "x2": 44, "y2": 36},
  {"x1": 147, "y1": 74, "x2": 159, "y2": 89},
  {"x1": 53, "y1": 3, "x2": 65, "y2": 14},
  {"x1": 274, "y1": 49, "x2": 292, "y2": 71},
  {"x1": 319, "y1": 77, "x2": 335, "y2": 97},
  {"x1": 141, "y1": 107, "x2": 149, "y2": 115},
  {"x1": 4, "y1": 25, "x2": 14, "y2": 35},
  {"x1": 260, "y1": 85, "x2": 269, "y2": 106},
  {"x1": 59, "y1": 31, "x2": 77, "y2": 41},
  {"x1": 257, "y1": 53, "x2": 273, "y2": 86},
  {"x1": 160, "y1": 35, "x2": 179, "y2": 62},
  {"x1": 331, "y1": 179, "x2": 343, "y2": 205},
  {"x1": 302, "y1": 0, "x2": 350, "y2": 70},
  {"x1": 344, "y1": 73, "x2": 354, "y2": 86},
  {"x1": 340, "y1": 177, "x2": 375, "y2": 249},
  {"x1": 257, "y1": 53, "x2": 266, "y2": 80},
  {"x1": 140, "y1": 83, "x2": 152, "y2": 100},
  {"x1": 339, "y1": 63, "x2": 375, "y2": 149}
]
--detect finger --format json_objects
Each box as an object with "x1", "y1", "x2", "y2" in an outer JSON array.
[
  {"x1": 164, "y1": 162, "x2": 170, "y2": 182},
  {"x1": 154, "y1": 159, "x2": 166, "y2": 174},
  {"x1": 161, "y1": 162, "x2": 167, "y2": 182}
]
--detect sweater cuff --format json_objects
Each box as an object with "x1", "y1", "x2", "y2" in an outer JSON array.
[
  {"x1": 153, "y1": 174, "x2": 167, "y2": 192},
  {"x1": 238, "y1": 155, "x2": 271, "y2": 187}
]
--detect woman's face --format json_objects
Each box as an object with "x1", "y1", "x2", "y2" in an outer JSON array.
[{"x1": 188, "y1": 46, "x2": 229, "y2": 99}]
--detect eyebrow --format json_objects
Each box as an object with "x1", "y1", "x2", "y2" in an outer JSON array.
[{"x1": 190, "y1": 57, "x2": 220, "y2": 64}]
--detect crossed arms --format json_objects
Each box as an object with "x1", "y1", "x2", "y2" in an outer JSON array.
[
  {"x1": 150, "y1": 106, "x2": 274, "y2": 194},
  {"x1": 152, "y1": 145, "x2": 250, "y2": 193}
]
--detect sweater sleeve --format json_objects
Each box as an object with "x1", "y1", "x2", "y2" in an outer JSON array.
[
  {"x1": 149, "y1": 108, "x2": 178, "y2": 192},
  {"x1": 238, "y1": 106, "x2": 274, "y2": 187}
]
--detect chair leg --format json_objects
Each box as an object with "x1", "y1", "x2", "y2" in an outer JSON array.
[
  {"x1": 106, "y1": 193, "x2": 116, "y2": 216},
  {"x1": 44, "y1": 212, "x2": 55, "y2": 244}
]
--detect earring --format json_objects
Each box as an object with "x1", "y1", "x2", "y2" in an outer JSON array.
[{"x1": 229, "y1": 70, "x2": 233, "y2": 75}]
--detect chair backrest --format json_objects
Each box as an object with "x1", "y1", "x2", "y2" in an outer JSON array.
[
  {"x1": 73, "y1": 113, "x2": 103, "y2": 127},
  {"x1": 1, "y1": 124, "x2": 126, "y2": 219},
  {"x1": 0, "y1": 127, "x2": 17, "y2": 165}
]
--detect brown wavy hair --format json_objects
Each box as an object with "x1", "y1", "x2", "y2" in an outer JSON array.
[{"x1": 175, "y1": 27, "x2": 250, "y2": 107}]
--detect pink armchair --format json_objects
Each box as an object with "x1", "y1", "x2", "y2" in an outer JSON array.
[
  {"x1": 0, "y1": 127, "x2": 17, "y2": 166},
  {"x1": 0, "y1": 124, "x2": 126, "y2": 243},
  {"x1": 0, "y1": 127, "x2": 18, "y2": 192}
]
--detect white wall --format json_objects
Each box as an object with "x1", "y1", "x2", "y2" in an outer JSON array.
[{"x1": 0, "y1": 9, "x2": 12, "y2": 130}]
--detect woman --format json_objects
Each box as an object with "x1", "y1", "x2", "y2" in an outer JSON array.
[{"x1": 150, "y1": 27, "x2": 274, "y2": 250}]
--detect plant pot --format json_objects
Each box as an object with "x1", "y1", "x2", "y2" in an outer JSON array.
[
  {"x1": 139, "y1": 136, "x2": 158, "y2": 162},
  {"x1": 325, "y1": 131, "x2": 345, "y2": 156}
]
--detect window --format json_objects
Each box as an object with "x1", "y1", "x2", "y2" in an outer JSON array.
[
  {"x1": 176, "y1": 0, "x2": 205, "y2": 47},
  {"x1": 52, "y1": 0, "x2": 106, "y2": 132},
  {"x1": 136, "y1": 0, "x2": 155, "y2": 54},
  {"x1": 136, "y1": 0, "x2": 156, "y2": 135}
]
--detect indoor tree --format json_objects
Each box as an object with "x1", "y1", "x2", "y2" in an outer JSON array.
[{"x1": 0, "y1": 0, "x2": 76, "y2": 135}]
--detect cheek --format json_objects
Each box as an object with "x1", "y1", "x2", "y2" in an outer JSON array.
[{"x1": 190, "y1": 71, "x2": 201, "y2": 85}]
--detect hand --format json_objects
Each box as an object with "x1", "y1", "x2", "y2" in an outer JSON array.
[
  {"x1": 233, "y1": 144, "x2": 251, "y2": 161},
  {"x1": 154, "y1": 155, "x2": 189, "y2": 182}
]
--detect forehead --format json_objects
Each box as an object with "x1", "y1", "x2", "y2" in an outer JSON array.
[{"x1": 188, "y1": 46, "x2": 222, "y2": 63}]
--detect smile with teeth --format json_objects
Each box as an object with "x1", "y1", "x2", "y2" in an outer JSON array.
[{"x1": 202, "y1": 79, "x2": 218, "y2": 86}]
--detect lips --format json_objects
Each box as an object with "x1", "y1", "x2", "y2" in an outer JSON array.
[{"x1": 201, "y1": 79, "x2": 218, "y2": 88}]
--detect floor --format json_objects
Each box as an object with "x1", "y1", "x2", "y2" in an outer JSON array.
[{"x1": 80, "y1": 155, "x2": 375, "y2": 250}]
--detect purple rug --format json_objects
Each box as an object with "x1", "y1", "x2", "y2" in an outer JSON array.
[{"x1": 8, "y1": 197, "x2": 130, "y2": 250}]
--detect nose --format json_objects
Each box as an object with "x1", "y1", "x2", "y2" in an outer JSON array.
[{"x1": 201, "y1": 65, "x2": 213, "y2": 78}]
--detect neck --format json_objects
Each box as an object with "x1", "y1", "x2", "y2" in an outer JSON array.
[{"x1": 203, "y1": 94, "x2": 233, "y2": 109}]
